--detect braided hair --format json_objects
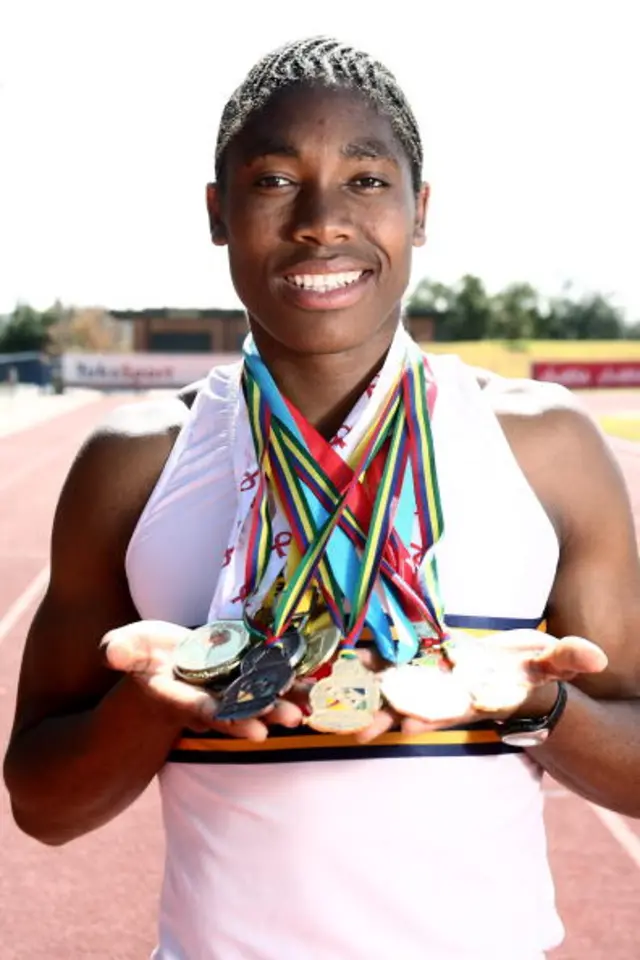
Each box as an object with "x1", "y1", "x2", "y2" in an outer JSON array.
[{"x1": 215, "y1": 37, "x2": 423, "y2": 192}]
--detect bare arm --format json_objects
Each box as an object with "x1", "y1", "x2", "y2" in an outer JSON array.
[
  {"x1": 3, "y1": 399, "x2": 303, "y2": 845},
  {"x1": 518, "y1": 402, "x2": 640, "y2": 815},
  {"x1": 2, "y1": 406, "x2": 185, "y2": 844}
]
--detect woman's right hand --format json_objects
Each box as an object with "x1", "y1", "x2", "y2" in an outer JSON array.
[{"x1": 101, "y1": 620, "x2": 304, "y2": 741}]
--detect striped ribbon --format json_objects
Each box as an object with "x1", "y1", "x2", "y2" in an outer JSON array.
[
  {"x1": 272, "y1": 410, "x2": 443, "y2": 637},
  {"x1": 239, "y1": 342, "x2": 447, "y2": 659},
  {"x1": 242, "y1": 369, "x2": 403, "y2": 645}
]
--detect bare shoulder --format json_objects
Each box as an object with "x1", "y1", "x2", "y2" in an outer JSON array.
[
  {"x1": 473, "y1": 366, "x2": 618, "y2": 537},
  {"x1": 473, "y1": 366, "x2": 583, "y2": 417},
  {"x1": 5, "y1": 394, "x2": 195, "y2": 737},
  {"x1": 474, "y1": 365, "x2": 597, "y2": 448},
  {"x1": 51, "y1": 394, "x2": 190, "y2": 595}
]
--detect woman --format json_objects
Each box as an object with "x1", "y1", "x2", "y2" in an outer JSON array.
[{"x1": 7, "y1": 37, "x2": 639, "y2": 960}]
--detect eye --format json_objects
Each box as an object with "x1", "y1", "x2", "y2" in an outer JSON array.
[
  {"x1": 351, "y1": 176, "x2": 389, "y2": 191},
  {"x1": 254, "y1": 174, "x2": 294, "y2": 189}
]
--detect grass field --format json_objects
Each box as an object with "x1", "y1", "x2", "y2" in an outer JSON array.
[
  {"x1": 420, "y1": 340, "x2": 640, "y2": 379},
  {"x1": 419, "y1": 340, "x2": 640, "y2": 443}
]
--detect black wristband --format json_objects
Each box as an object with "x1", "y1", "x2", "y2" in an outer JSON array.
[{"x1": 496, "y1": 681, "x2": 568, "y2": 747}]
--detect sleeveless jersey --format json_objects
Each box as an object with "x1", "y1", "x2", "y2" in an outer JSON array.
[{"x1": 126, "y1": 351, "x2": 563, "y2": 960}]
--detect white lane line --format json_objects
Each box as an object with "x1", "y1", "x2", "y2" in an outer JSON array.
[
  {"x1": 0, "y1": 566, "x2": 49, "y2": 649},
  {"x1": 590, "y1": 804, "x2": 640, "y2": 870}
]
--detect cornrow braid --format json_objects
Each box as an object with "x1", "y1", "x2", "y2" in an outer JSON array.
[{"x1": 215, "y1": 36, "x2": 423, "y2": 192}]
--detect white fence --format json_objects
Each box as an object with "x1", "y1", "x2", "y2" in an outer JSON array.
[{"x1": 61, "y1": 352, "x2": 239, "y2": 389}]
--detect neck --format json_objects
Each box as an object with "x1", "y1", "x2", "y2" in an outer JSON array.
[{"x1": 250, "y1": 322, "x2": 400, "y2": 439}]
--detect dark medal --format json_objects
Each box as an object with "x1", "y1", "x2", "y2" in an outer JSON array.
[
  {"x1": 242, "y1": 628, "x2": 307, "y2": 673},
  {"x1": 215, "y1": 659, "x2": 294, "y2": 721}
]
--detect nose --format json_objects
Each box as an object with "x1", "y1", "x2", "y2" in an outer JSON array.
[{"x1": 290, "y1": 184, "x2": 354, "y2": 246}]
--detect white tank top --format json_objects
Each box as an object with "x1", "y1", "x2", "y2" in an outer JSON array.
[{"x1": 126, "y1": 350, "x2": 563, "y2": 960}]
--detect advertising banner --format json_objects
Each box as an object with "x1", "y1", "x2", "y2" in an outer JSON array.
[
  {"x1": 531, "y1": 361, "x2": 640, "y2": 389},
  {"x1": 61, "y1": 353, "x2": 238, "y2": 389}
]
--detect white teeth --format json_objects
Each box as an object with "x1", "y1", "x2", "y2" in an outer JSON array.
[{"x1": 286, "y1": 270, "x2": 364, "y2": 292}]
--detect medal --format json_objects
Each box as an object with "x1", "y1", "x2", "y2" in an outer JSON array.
[
  {"x1": 306, "y1": 650, "x2": 381, "y2": 734},
  {"x1": 173, "y1": 620, "x2": 250, "y2": 686},
  {"x1": 443, "y1": 632, "x2": 531, "y2": 714},
  {"x1": 380, "y1": 647, "x2": 472, "y2": 722},
  {"x1": 241, "y1": 628, "x2": 307, "y2": 673},
  {"x1": 215, "y1": 658, "x2": 294, "y2": 721},
  {"x1": 296, "y1": 623, "x2": 341, "y2": 677}
]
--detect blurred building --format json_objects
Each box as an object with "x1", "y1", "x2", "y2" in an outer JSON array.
[
  {"x1": 110, "y1": 307, "x2": 437, "y2": 353},
  {"x1": 110, "y1": 308, "x2": 247, "y2": 353}
]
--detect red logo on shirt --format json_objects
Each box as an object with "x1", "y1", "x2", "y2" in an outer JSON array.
[
  {"x1": 271, "y1": 531, "x2": 292, "y2": 558},
  {"x1": 365, "y1": 375, "x2": 380, "y2": 398},
  {"x1": 240, "y1": 469, "x2": 260, "y2": 492},
  {"x1": 330, "y1": 424, "x2": 352, "y2": 449},
  {"x1": 231, "y1": 583, "x2": 249, "y2": 605}
]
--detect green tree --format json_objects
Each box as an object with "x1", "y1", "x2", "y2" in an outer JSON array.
[
  {"x1": 545, "y1": 292, "x2": 624, "y2": 340},
  {"x1": 0, "y1": 302, "x2": 63, "y2": 353},
  {"x1": 488, "y1": 283, "x2": 539, "y2": 341},
  {"x1": 452, "y1": 274, "x2": 492, "y2": 341},
  {"x1": 406, "y1": 274, "x2": 492, "y2": 341}
]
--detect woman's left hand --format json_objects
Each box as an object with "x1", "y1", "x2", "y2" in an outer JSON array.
[{"x1": 353, "y1": 629, "x2": 608, "y2": 744}]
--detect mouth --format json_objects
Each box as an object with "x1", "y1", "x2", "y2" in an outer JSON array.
[
  {"x1": 284, "y1": 270, "x2": 366, "y2": 293},
  {"x1": 278, "y1": 269, "x2": 374, "y2": 311}
]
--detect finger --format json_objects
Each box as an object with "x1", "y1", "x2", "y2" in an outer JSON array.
[
  {"x1": 102, "y1": 620, "x2": 187, "y2": 674},
  {"x1": 282, "y1": 680, "x2": 315, "y2": 712},
  {"x1": 146, "y1": 672, "x2": 220, "y2": 724},
  {"x1": 209, "y1": 718, "x2": 269, "y2": 742},
  {"x1": 530, "y1": 636, "x2": 608, "y2": 681},
  {"x1": 401, "y1": 716, "x2": 445, "y2": 736},
  {"x1": 353, "y1": 708, "x2": 397, "y2": 744},
  {"x1": 355, "y1": 647, "x2": 386, "y2": 672},
  {"x1": 264, "y1": 699, "x2": 305, "y2": 728}
]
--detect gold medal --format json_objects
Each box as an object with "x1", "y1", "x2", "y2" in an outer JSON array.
[
  {"x1": 443, "y1": 632, "x2": 531, "y2": 714},
  {"x1": 296, "y1": 623, "x2": 341, "y2": 678},
  {"x1": 380, "y1": 647, "x2": 472, "y2": 722},
  {"x1": 306, "y1": 650, "x2": 381, "y2": 734}
]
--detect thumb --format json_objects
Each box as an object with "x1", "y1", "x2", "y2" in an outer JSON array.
[
  {"x1": 531, "y1": 635, "x2": 608, "y2": 682},
  {"x1": 101, "y1": 620, "x2": 186, "y2": 674}
]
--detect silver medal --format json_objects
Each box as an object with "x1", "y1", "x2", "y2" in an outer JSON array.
[{"x1": 173, "y1": 620, "x2": 250, "y2": 685}]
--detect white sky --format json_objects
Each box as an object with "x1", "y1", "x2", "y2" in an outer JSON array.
[{"x1": 1, "y1": 0, "x2": 639, "y2": 320}]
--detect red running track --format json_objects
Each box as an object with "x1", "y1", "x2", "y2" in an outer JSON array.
[{"x1": 0, "y1": 395, "x2": 639, "y2": 959}]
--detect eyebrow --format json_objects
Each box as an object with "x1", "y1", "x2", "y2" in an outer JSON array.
[
  {"x1": 241, "y1": 136, "x2": 399, "y2": 165},
  {"x1": 241, "y1": 138, "x2": 299, "y2": 163},
  {"x1": 341, "y1": 138, "x2": 399, "y2": 163}
]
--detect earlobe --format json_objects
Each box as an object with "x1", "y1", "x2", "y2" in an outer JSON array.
[
  {"x1": 413, "y1": 182, "x2": 430, "y2": 248},
  {"x1": 206, "y1": 183, "x2": 228, "y2": 247}
]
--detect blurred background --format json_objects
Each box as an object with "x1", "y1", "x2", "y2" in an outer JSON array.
[{"x1": 1, "y1": 2, "x2": 639, "y2": 958}]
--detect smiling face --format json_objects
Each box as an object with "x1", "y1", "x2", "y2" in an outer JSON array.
[{"x1": 208, "y1": 84, "x2": 429, "y2": 357}]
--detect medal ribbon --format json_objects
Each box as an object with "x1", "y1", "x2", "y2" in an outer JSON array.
[
  {"x1": 242, "y1": 368, "x2": 402, "y2": 647},
  {"x1": 278, "y1": 351, "x2": 445, "y2": 640},
  {"x1": 268, "y1": 409, "x2": 400, "y2": 644},
  {"x1": 240, "y1": 335, "x2": 446, "y2": 659},
  {"x1": 242, "y1": 345, "x2": 409, "y2": 660},
  {"x1": 273, "y1": 409, "x2": 443, "y2": 638}
]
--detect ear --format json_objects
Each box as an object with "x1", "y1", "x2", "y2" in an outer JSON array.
[
  {"x1": 413, "y1": 182, "x2": 430, "y2": 248},
  {"x1": 206, "y1": 183, "x2": 228, "y2": 246}
]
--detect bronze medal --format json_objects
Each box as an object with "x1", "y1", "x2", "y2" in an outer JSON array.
[{"x1": 306, "y1": 650, "x2": 381, "y2": 734}]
